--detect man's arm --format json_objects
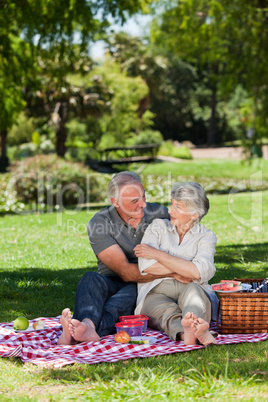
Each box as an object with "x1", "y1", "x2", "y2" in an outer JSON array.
[{"x1": 97, "y1": 244, "x2": 175, "y2": 283}]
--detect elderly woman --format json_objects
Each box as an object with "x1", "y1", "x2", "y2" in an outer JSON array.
[{"x1": 134, "y1": 182, "x2": 218, "y2": 346}]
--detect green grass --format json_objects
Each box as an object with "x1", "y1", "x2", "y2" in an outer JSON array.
[
  {"x1": 138, "y1": 158, "x2": 268, "y2": 180},
  {"x1": 0, "y1": 161, "x2": 268, "y2": 400}
]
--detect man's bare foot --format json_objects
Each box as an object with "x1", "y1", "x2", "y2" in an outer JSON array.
[
  {"x1": 192, "y1": 318, "x2": 217, "y2": 346},
  {"x1": 181, "y1": 312, "x2": 198, "y2": 345},
  {"x1": 70, "y1": 318, "x2": 100, "y2": 343},
  {"x1": 57, "y1": 308, "x2": 77, "y2": 345}
]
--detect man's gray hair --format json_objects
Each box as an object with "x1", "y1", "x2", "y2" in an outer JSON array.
[
  {"x1": 107, "y1": 171, "x2": 142, "y2": 202},
  {"x1": 171, "y1": 181, "x2": 209, "y2": 221}
]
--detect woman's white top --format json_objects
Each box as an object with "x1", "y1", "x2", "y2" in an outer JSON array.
[{"x1": 135, "y1": 219, "x2": 219, "y2": 320}]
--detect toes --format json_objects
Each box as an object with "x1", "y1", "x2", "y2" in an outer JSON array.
[{"x1": 191, "y1": 322, "x2": 198, "y2": 333}]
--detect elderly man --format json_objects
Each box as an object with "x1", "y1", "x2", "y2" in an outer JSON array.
[{"x1": 58, "y1": 171, "x2": 171, "y2": 344}]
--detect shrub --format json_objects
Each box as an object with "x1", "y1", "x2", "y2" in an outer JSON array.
[
  {"x1": 127, "y1": 130, "x2": 163, "y2": 146},
  {"x1": 39, "y1": 139, "x2": 55, "y2": 154},
  {"x1": 0, "y1": 173, "x2": 26, "y2": 213},
  {"x1": 65, "y1": 144, "x2": 101, "y2": 163},
  {"x1": 9, "y1": 155, "x2": 110, "y2": 208},
  {"x1": 17, "y1": 142, "x2": 38, "y2": 158},
  {"x1": 158, "y1": 141, "x2": 192, "y2": 159},
  {"x1": 170, "y1": 146, "x2": 192, "y2": 159},
  {"x1": 12, "y1": 137, "x2": 56, "y2": 160},
  {"x1": 7, "y1": 113, "x2": 36, "y2": 146}
]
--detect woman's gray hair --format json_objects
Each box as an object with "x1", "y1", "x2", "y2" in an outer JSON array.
[
  {"x1": 107, "y1": 171, "x2": 142, "y2": 202},
  {"x1": 171, "y1": 181, "x2": 209, "y2": 221}
]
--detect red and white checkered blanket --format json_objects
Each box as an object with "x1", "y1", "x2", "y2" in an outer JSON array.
[{"x1": 1, "y1": 317, "x2": 268, "y2": 368}]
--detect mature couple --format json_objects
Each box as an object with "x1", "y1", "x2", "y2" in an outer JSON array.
[{"x1": 58, "y1": 171, "x2": 218, "y2": 347}]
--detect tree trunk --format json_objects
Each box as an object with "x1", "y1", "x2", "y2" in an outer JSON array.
[
  {"x1": 139, "y1": 93, "x2": 150, "y2": 119},
  {"x1": 0, "y1": 130, "x2": 9, "y2": 172},
  {"x1": 207, "y1": 87, "x2": 217, "y2": 146},
  {"x1": 56, "y1": 102, "x2": 68, "y2": 157},
  {"x1": 56, "y1": 124, "x2": 67, "y2": 157}
]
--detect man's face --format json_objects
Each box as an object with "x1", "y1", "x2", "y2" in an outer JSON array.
[{"x1": 112, "y1": 182, "x2": 146, "y2": 221}]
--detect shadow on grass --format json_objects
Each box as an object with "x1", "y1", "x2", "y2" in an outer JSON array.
[
  {"x1": 213, "y1": 242, "x2": 268, "y2": 282},
  {"x1": 1, "y1": 242, "x2": 267, "y2": 322},
  {"x1": 0, "y1": 266, "x2": 97, "y2": 322}
]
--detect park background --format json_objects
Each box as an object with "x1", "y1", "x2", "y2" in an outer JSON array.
[{"x1": 0, "y1": 1, "x2": 268, "y2": 400}]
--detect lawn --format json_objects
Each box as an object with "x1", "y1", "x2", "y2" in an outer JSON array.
[
  {"x1": 138, "y1": 158, "x2": 268, "y2": 180},
  {"x1": 0, "y1": 160, "x2": 268, "y2": 401}
]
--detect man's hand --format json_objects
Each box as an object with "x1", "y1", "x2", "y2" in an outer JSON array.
[
  {"x1": 97, "y1": 244, "x2": 174, "y2": 283},
  {"x1": 173, "y1": 273, "x2": 193, "y2": 284}
]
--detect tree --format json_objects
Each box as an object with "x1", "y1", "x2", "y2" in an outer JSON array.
[
  {"x1": 24, "y1": 44, "x2": 112, "y2": 157},
  {"x1": 0, "y1": 0, "x2": 153, "y2": 168},
  {"x1": 105, "y1": 32, "x2": 206, "y2": 144},
  {"x1": 150, "y1": 0, "x2": 268, "y2": 145},
  {"x1": 0, "y1": 25, "x2": 34, "y2": 170},
  {"x1": 90, "y1": 58, "x2": 150, "y2": 148}
]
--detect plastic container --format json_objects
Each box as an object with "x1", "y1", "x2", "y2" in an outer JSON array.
[
  {"x1": 119, "y1": 314, "x2": 149, "y2": 332},
  {"x1": 115, "y1": 320, "x2": 144, "y2": 337}
]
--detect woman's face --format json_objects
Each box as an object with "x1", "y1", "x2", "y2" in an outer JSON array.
[{"x1": 168, "y1": 200, "x2": 197, "y2": 230}]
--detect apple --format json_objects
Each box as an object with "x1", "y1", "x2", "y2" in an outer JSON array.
[
  {"x1": 114, "y1": 330, "x2": 131, "y2": 343},
  {"x1": 14, "y1": 316, "x2": 29, "y2": 330}
]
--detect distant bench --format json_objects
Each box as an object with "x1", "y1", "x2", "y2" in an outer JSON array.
[{"x1": 99, "y1": 143, "x2": 161, "y2": 166}]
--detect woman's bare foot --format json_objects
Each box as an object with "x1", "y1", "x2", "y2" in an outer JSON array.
[
  {"x1": 181, "y1": 312, "x2": 198, "y2": 345},
  {"x1": 57, "y1": 308, "x2": 77, "y2": 345},
  {"x1": 70, "y1": 318, "x2": 100, "y2": 343},
  {"x1": 192, "y1": 318, "x2": 217, "y2": 346}
]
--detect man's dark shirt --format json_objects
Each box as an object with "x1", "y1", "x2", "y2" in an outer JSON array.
[{"x1": 87, "y1": 203, "x2": 169, "y2": 276}]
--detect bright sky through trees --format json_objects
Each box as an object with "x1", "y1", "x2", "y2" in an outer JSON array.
[{"x1": 90, "y1": 14, "x2": 152, "y2": 59}]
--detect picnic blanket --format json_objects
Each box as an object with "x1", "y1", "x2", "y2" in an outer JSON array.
[{"x1": 1, "y1": 317, "x2": 268, "y2": 368}]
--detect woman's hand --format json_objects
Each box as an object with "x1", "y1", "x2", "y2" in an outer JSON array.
[{"x1": 134, "y1": 243, "x2": 159, "y2": 260}]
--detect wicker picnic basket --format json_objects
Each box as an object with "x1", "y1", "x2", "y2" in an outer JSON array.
[{"x1": 217, "y1": 278, "x2": 268, "y2": 334}]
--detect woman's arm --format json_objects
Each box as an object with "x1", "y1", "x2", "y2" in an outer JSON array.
[
  {"x1": 134, "y1": 243, "x2": 200, "y2": 279},
  {"x1": 142, "y1": 260, "x2": 193, "y2": 284},
  {"x1": 134, "y1": 226, "x2": 217, "y2": 284},
  {"x1": 133, "y1": 219, "x2": 195, "y2": 283}
]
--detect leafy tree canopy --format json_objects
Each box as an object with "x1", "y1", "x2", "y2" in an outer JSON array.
[
  {"x1": 0, "y1": 0, "x2": 153, "y2": 166},
  {"x1": 151, "y1": 0, "x2": 268, "y2": 136},
  {"x1": 90, "y1": 58, "x2": 150, "y2": 148}
]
